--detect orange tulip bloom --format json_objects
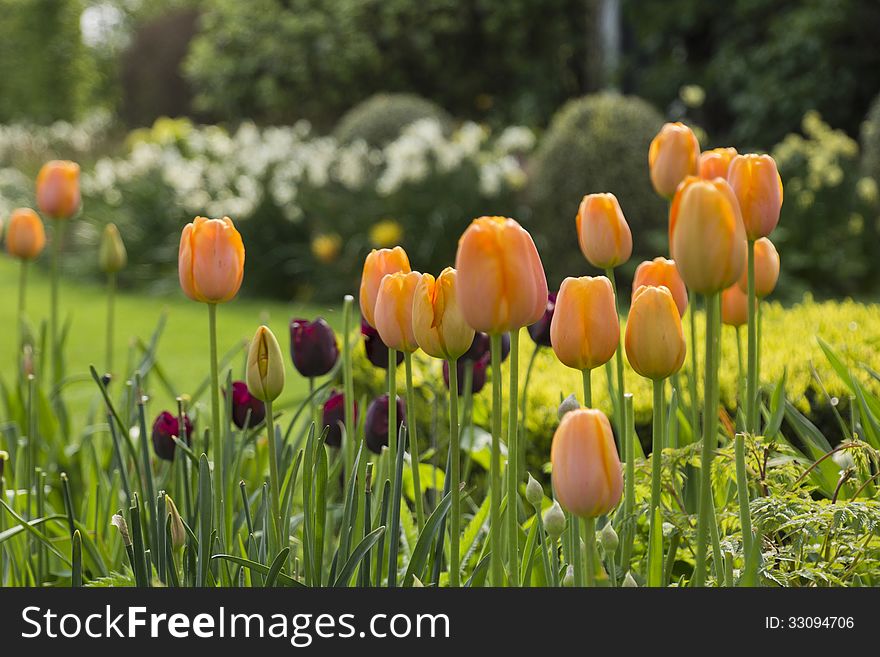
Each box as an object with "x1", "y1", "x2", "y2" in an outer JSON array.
[
  {"x1": 669, "y1": 177, "x2": 746, "y2": 295},
  {"x1": 178, "y1": 216, "x2": 245, "y2": 303},
  {"x1": 359, "y1": 247, "x2": 411, "y2": 328},
  {"x1": 412, "y1": 267, "x2": 474, "y2": 360},
  {"x1": 455, "y1": 216, "x2": 548, "y2": 334},
  {"x1": 699, "y1": 147, "x2": 738, "y2": 180},
  {"x1": 632, "y1": 257, "x2": 688, "y2": 317},
  {"x1": 727, "y1": 153, "x2": 783, "y2": 240},
  {"x1": 737, "y1": 237, "x2": 780, "y2": 298},
  {"x1": 625, "y1": 286, "x2": 686, "y2": 380},
  {"x1": 575, "y1": 193, "x2": 632, "y2": 269},
  {"x1": 550, "y1": 276, "x2": 618, "y2": 372},
  {"x1": 551, "y1": 408, "x2": 623, "y2": 518},
  {"x1": 648, "y1": 122, "x2": 700, "y2": 198},
  {"x1": 374, "y1": 270, "x2": 422, "y2": 353},
  {"x1": 5, "y1": 208, "x2": 46, "y2": 260},
  {"x1": 36, "y1": 160, "x2": 81, "y2": 219},
  {"x1": 721, "y1": 285, "x2": 749, "y2": 327}
]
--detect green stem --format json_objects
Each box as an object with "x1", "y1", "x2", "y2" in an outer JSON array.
[
  {"x1": 620, "y1": 393, "x2": 635, "y2": 571},
  {"x1": 582, "y1": 368, "x2": 592, "y2": 407},
  {"x1": 519, "y1": 343, "x2": 539, "y2": 480},
  {"x1": 106, "y1": 271, "x2": 116, "y2": 374},
  {"x1": 18, "y1": 259, "x2": 28, "y2": 324},
  {"x1": 694, "y1": 292, "x2": 721, "y2": 587},
  {"x1": 570, "y1": 512, "x2": 583, "y2": 586},
  {"x1": 447, "y1": 358, "x2": 461, "y2": 587},
  {"x1": 404, "y1": 352, "x2": 425, "y2": 528},
  {"x1": 757, "y1": 300, "x2": 763, "y2": 425},
  {"x1": 746, "y1": 239, "x2": 758, "y2": 434},
  {"x1": 50, "y1": 220, "x2": 64, "y2": 387},
  {"x1": 266, "y1": 398, "x2": 282, "y2": 552},
  {"x1": 490, "y1": 334, "x2": 504, "y2": 586},
  {"x1": 342, "y1": 296, "x2": 356, "y2": 477},
  {"x1": 735, "y1": 433, "x2": 753, "y2": 570},
  {"x1": 583, "y1": 516, "x2": 596, "y2": 587},
  {"x1": 506, "y1": 328, "x2": 520, "y2": 586},
  {"x1": 207, "y1": 303, "x2": 223, "y2": 537},
  {"x1": 648, "y1": 377, "x2": 665, "y2": 585},
  {"x1": 388, "y1": 348, "x2": 398, "y2": 470},
  {"x1": 688, "y1": 301, "x2": 700, "y2": 438},
  {"x1": 605, "y1": 268, "x2": 626, "y2": 455}
]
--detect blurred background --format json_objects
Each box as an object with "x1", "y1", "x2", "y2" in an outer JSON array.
[{"x1": 2, "y1": 0, "x2": 880, "y2": 304}]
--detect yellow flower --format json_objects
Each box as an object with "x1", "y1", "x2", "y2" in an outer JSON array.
[
  {"x1": 311, "y1": 233, "x2": 342, "y2": 263},
  {"x1": 369, "y1": 219, "x2": 404, "y2": 247}
]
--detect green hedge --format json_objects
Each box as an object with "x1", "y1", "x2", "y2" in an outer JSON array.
[{"x1": 335, "y1": 94, "x2": 452, "y2": 147}]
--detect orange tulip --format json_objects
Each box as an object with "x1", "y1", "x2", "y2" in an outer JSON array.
[
  {"x1": 374, "y1": 270, "x2": 422, "y2": 353},
  {"x1": 721, "y1": 285, "x2": 748, "y2": 327},
  {"x1": 648, "y1": 122, "x2": 700, "y2": 198},
  {"x1": 178, "y1": 216, "x2": 245, "y2": 303},
  {"x1": 669, "y1": 176, "x2": 746, "y2": 295},
  {"x1": 412, "y1": 267, "x2": 474, "y2": 360},
  {"x1": 4, "y1": 208, "x2": 46, "y2": 260},
  {"x1": 36, "y1": 160, "x2": 81, "y2": 219},
  {"x1": 737, "y1": 237, "x2": 780, "y2": 298},
  {"x1": 699, "y1": 147, "x2": 738, "y2": 180},
  {"x1": 550, "y1": 276, "x2": 619, "y2": 372},
  {"x1": 632, "y1": 257, "x2": 688, "y2": 317},
  {"x1": 575, "y1": 193, "x2": 632, "y2": 269},
  {"x1": 727, "y1": 153, "x2": 783, "y2": 240},
  {"x1": 551, "y1": 408, "x2": 623, "y2": 518},
  {"x1": 625, "y1": 286, "x2": 686, "y2": 380},
  {"x1": 359, "y1": 247, "x2": 411, "y2": 328},
  {"x1": 455, "y1": 216, "x2": 548, "y2": 334}
]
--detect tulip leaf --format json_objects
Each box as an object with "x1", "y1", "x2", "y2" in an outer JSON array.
[
  {"x1": 334, "y1": 526, "x2": 386, "y2": 587},
  {"x1": 402, "y1": 487, "x2": 456, "y2": 587}
]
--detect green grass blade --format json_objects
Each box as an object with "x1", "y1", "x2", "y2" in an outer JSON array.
[
  {"x1": 334, "y1": 526, "x2": 385, "y2": 587},
  {"x1": 402, "y1": 487, "x2": 456, "y2": 587}
]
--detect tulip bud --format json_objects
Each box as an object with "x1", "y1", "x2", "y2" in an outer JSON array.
[
  {"x1": 550, "y1": 276, "x2": 619, "y2": 372},
  {"x1": 412, "y1": 267, "x2": 475, "y2": 360},
  {"x1": 721, "y1": 285, "x2": 748, "y2": 328},
  {"x1": 543, "y1": 500, "x2": 566, "y2": 539},
  {"x1": 229, "y1": 380, "x2": 266, "y2": 429},
  {"x1": 359, "y1": 247, "x2": 411, "y2": 328},
  {"x1": 551, "y1": 408, "x2": 623, "y2": 518},
  {"x1": 247, "y1": 325, "x2": 285, "y2": 402},
  {"x1": 526, "y1": 292, "x2": 556, "y2": 347},
  {"x1": 699, "y1": 147, "x2": 738, "y2": 180},
  {"x1": 525, "y1": 473, "x2": 543, "y2": 508},
  {"x1": 98, "y1": 223, "x2": 127, "y2": 273},
  {"x1": 670, "y1": 177, "x2": 747, "y2": 295},
  {"x1": 727, "y1": 153, "x2": 783, "y2": 240},
  {"x1": 111, "y1": 513, "x2": 132, "y2": 547},
  {"x1": 632, "y1": 257, "x2": 688, "y2": 317},
  {"x1": 151, "y1": 411, "x2": 194, "y2": 461},
  {"x1": 455, "y1": 216, "x2": 548, "y2": 334},
  {"x1": 0, "y1": 450, "x2": 7, "y2": 481},
  {"x1": 290, "y1": 317, "x2": 339, "y2": 377},
  {"x1": 443, "y1": 353, "x2": 489, "y2": 395},
  {"x1": 625, "y1": 286, "x2": 686, "y2": 380},
  {"x1": 36, "y1": 160, "x2": 81, "y2": 219},
  {"x1": 562, "y1": 565, "x2": 575, "y2": 587},
  {"x1": 622, "y1": 571, "x2": 638, "y2": 588},
  {"x1": 374, "y1": 271, "x2": 422, "y2": 353},
  {"x1": 364, "y1": 394, "x2": 406, "y2": 454},
  {"x1": 576, "y1": 193, "x2": 633, "y2": 269},
  {"x1": 165, "y1": 494, "x2": 186, "y2": 550},
  {"x1": 737, "y1": 237, "x2": 780, "y2": 298},
  {"x1": 178, "y1": 216, "x2": 245, "y2": 303},
  {"x1": 599, "y1": 522, "x2": 619, "y2": 554},
  {"x1": 323, "y1": 390, "x2": 357, "y2": 448},
  {"x1": 462, "y1": 331, "x2": 510, "y2": 362},
  {"x1": 4, "y1": 208, "x2": 46, "y2": 260},
  {"x1": 648, "y1": 122, "x2": 700, "y2": 198},
  {"x1": 362, "y1": 318, "x2": 404, "y2": 369},
  {"x1": 557, "y1": 393, "x2": 580, "y2": 420}
]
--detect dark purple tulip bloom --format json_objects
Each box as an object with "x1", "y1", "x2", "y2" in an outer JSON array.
[
  {"x1": 443, "y1": 353, "x2": 489, "y2": 395},
  {"x1": 527, "y1": 291, "x2": 557, "y2": 347},
  {"x1": 364, "y1": 394, "x2": 406, "y2": 454},
  {"x1": 290, "y1": 317, "x2": 339, "y2": 377},
  {"x1": 229, "y1": 380, "x2": 266, "y2": 430},
  {"x1": 322, "y1": 390, "x2": 358, "y2": 448},
  {"x1": 462, "y1": 331, "x2": 510, "y2": 363},
  {"x1": 151, "y1": 411, "x2": 194, "y2": 461},
  {"x1": 362, "y1": 317, "x2": 404, "y2": 369}
]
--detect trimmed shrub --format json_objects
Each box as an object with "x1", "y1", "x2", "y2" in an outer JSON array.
[{"x1": 335, "y1": 94, "x2": 453, "y2": 147}]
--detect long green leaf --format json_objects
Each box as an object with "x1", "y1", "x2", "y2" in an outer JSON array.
[
  {"x1": 402, "y1": 488, "x2": 456, "y2": 587},
  {"x1": 334, "y1": 526, "x2": 386, "y2": 587},
  {"x1": 211, "y1": 554, "x2": 305, "y2": 587}
]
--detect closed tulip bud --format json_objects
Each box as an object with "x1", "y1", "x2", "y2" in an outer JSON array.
[
  {"x1": 98, "y1": 223, "x2": 127, "y2": 273},
  {"x1": 412, "y1": 267, "x2": 474, "y2": 360},
  {"x1": 721, "y1": 285, "x2": 748, "y2": 328},
  {"x1": 622, "y1": 571, "x2": 638, "y2": 587},
  {"x1": 699, "y1": 147, "x2": 738, "y2": 180},
  {"x1": 364, "y1": 394, "x2": 406, "y2": 454},
  {"x1": 632, "y1": 257, "x2": 688, "y2": 317},
  {"x1": 374, "y1": 271, "x2": 422, "y2": 352},
  {"x1": 290, "y1": 317, "x2": 339, "y2": 377},
  {"x1": 543, "y1": 500, "x2": 566, "y2": 539},
  {"x1": 727, "y1": 154, "x2": 783, "y2": 240},
  {"x1": 36, "y1": 160, "x2": 80, "y2": 219},
  {"x1": 443, "y1": 351, "x2": 489, "y2": 394},
  {"x1": 557, "y1": 393, "x2": 581, "y2": 420},
  {"x1": 229, "y1": 380, "x2": 266, "y2": 429},
  {"x1": 4, "y1": 208, "x2": 46, "y2": 260},
  {"x1": 551, "y1": 408, "x2": 623, "y2": 518},
  {"x1": 670, "y1": 177, "x2": 747, "y2": 295},
  {"x1": 737, "y1": 237, "x2": 780, "y2": 298},
  {"x1": 178, "y1": 216, "x2": 245, "y2": 303},
  {"x1": 600, "y1": 522, "x2": 619, "y2": 554},
  {"x1": 323, "y1": 390, "x2": 357, "y2": 448},
  {"x1": 562, "y1": 565, "x2": 575, "y2": 587},
  {"x1": 527, "y1": 291, "x2": 556, "y2": 347},
  {"x1": 649, "y1": 122, "x2": 700, "y2": 198},
  {"x1": 165, "y1": 494, "x2": 186, "y2": 550},
  {"x1": 576, "y1": 193, "x2": 633, "y2": 269},
  {"x1": 455, "y1": 216, "x2": 548, "y2": 334},
  {"x1": 525, "y1": 473, "x2": 544, "y2": 508},
  {"x1": 361, "y1": 318, "x2": 404, "y2": 369},
  {"x1": 462, "y1": 331, "x2": 510, "y2": 362},
  {"x1": 247, "y1": 325, "x2": 285, "y2": 402},
  {"x1": 151, "y1": 411, "x2": 194, "y2": 461},
  {"x1": 625, "y1": 286, "x2": 686, "y2": 380},
  {"x1": 359, "y1": 246, "x2": 411, "y2": 327},
  {"x1": 550, "y1": 276, "x2": 619, "y2": 372}
]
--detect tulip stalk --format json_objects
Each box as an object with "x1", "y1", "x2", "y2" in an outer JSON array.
[
  {"x1": 265, "y1": 398, "x2": 283, "y2": 553},
  {"x1": 746, "y1": 240, "x2": 758, "y2": 434},
  {"x1": 447, "y1": 358, "x2": 461, "y2": 587},
  {"x1": 49, "y1": 219, "x2": 65, "y2": 387},
  {"x1": 342, "y1": 296, "x2": 356, "y2": 478},
  {"x1": 688, "y1": 303, "x2": 700, "y2": 435},
  {"x1": 648, "y1": 378, "x2": 665, "y2": 584},
  {"x1": 489, "y1": 334, "x2": 504, "y2": 586},
  {"x1": 605, "y1": 268, "x2": 626, "y2": 455},
  {"x1": 105, "y1": 271, "x2": 116, "y2": 374},
  {"x1": 207, "y1": 303, "x2": 224, "y2": 537},
  {"x1": 735, "y1": 433, "x2": 753, "y2": 565},
  {"x1": 505, "y1": 328, "x2": 521, "y2": 585},
  {"x1": 620, "y1": 394, "x2": 636, "y2": 571},
  {"x1": 18, "y1": 260, "x2": 28, "y2": 325},
  {"x1": 403, "y1": 352, "x2": 425, "y2": 528},
  {"x1": 583, "y1": 516, "x2": 596, "y2": 587}
]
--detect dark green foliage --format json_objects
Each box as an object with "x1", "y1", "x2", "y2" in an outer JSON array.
[{"x1": 861, "y1": 92, "x2": 880, "y2": 186}]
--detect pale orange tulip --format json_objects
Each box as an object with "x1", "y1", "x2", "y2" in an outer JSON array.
[
  {"x1": 648, "y1": 122, "x2": 700, "y2": 198},
  {"x1": 727, "y1": 153, "x2": 783, "y2": 240},
  {"x1": 374, "y1": 270, "x2": 422, "y2": 353},
  {"x1": 632, "y1": 257, "x2": 688, "y2": 317},
  {"x1": 412, "y1": 267, "x2": 474, "y2": 360},
  {"x1": 625, "y1": 286, "x2": 686, "y2": 380},
  {"x1": 178, "y1": 216, "x2": 245, "y2": 303},
  {"x1": 36, "y1": 160, "x2": 81, "y2": 219},
  {"x1": 4, "y1": 208, "x2": 46, "y2": 260},
  {"x1": 550, "y1": 276, "x2": 619, "y2": 371},
  {"x1": 359, "y1": 247, "x2": 411, "y2": 328},
  {"x1": 576, "y1": 193, "x2": 632, "y2": 269}
]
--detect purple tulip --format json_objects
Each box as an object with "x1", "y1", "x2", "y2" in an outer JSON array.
[
  {"x1": 151, "y1": 411, "x2": 194, "y2": 461},
  {"x1": 323, "y1": 390, "x2": 358, "y2": 448},
  {"x1": 362, "y1": 317, "x2": 404, "y2": 369},
  {"x1": 290, "y1": 317, "x2": 339, "y2": 377},
  {"x1": 527, "y1": 291, "x2": 556, "y2": 347},
  {"x1": 443, "y1": 353, "x2": 489, "y2": 395},
  {"x1": 364, "y1": 394, "x2": 406, "y2": 454},
  {"x1": 462, "y1": 331, "x2": 510, "y2": 363},
  {"x1": 229, "y1": 380, "x2": 266, "y2": 430}
]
